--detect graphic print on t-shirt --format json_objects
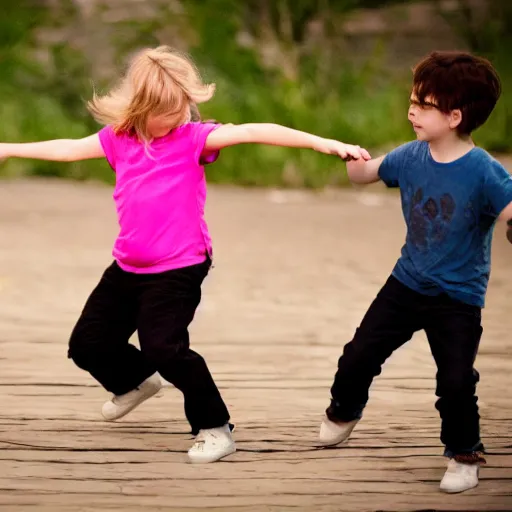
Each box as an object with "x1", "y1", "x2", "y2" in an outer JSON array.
[{"x1": 407, "y1": 187, "x2": 456, "y2": 249}]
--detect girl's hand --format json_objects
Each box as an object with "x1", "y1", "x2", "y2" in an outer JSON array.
[
  {"x1": 0, "y1": 144, "x2": 10, "y2": 163},
  {"x1": 313, "y1": 139, "x2": 371, "y2": 161}
]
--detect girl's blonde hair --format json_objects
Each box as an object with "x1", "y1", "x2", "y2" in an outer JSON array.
[{"x1": 88, "y1": 46, "x2": 215, "y2": 142}]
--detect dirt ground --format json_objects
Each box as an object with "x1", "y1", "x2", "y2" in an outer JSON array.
[{"x1": 0, "y1": 179, "x2": 511, "y2": 511}]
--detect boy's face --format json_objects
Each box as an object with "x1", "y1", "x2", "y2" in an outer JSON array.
[{"x1": 408, "y1": 92, "x2": 462, "y2": 142}]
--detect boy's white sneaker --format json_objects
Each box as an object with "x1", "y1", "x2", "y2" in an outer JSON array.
[
  {"x1": 319, "y1": 417, "x2": 359, "y2": 446},
  {"x1": 188, "y1": 424, "x2": 236, "y2": 463},
  {"x1": 440, "y1": 458, "x2": 479, "y2": 493},
  {"x1": 102, "y1": 373, "x2": 162, "y2": 421}
]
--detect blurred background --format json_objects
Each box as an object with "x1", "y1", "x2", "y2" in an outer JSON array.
[{"x1": 1, "y1": 0, "x2": 511, "y2": 187}]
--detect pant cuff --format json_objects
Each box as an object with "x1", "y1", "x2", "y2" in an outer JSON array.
[
  {"x1": 444, "y1": 442, "x2": 485, "y2": 463},
  {"x1": 326, "y1": 399, "x2": 364, "y2": 422}
]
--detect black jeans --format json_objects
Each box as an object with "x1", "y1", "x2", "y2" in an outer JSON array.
[
  {"x1": 68, "y1": 257, "x2": 230, "y2": 434},
  {"x1": 328, "y1": 275, "x2": 484, "y2": 456}
]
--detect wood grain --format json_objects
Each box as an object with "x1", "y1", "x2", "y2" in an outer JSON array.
[{"x1": 0, "y1": 179, "x2": 511, "y2": 511}]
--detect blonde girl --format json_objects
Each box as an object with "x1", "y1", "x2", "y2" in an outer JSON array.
[{"x1": 0, "y1": 46, "x2": 370, "y2": 463}]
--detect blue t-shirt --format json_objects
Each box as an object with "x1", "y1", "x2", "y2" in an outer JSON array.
[{"x1": 379, "y1": 141, "x2": 512, "y2": 307}]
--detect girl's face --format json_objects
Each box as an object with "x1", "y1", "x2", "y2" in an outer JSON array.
[
  {"x1": 146, "y1": 113, "x2": 177, "y2": 138},
  {"x1": 147, "y1": 108, "x2": 191, "y2": 138}
]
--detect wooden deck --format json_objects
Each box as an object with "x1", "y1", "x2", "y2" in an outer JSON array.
[{"x1": 1, "y1": 180, "x2": 511, "y2": 511}]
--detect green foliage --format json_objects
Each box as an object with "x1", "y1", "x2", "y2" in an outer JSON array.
[
  {"x1": 0, "y1": 0, "x2": 113, "y2": 182},
  {"x1": 0, "y1": 0, "x2": 511, "y2": 187},
  {"x1": 435, "y1": 0, "x2": 512, "y2": 152}
]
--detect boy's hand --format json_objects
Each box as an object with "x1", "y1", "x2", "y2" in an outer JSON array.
[
  {"x1": 345, "y1": 154, "x2": 386, "y2": 184},
  {"x1": 314, "y1": 139, "x2": 371, "y2": 161}
]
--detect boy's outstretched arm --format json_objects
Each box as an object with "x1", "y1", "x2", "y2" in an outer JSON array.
[
  {"x1": 204, "y1": 123, "x2": 371, "y2": 161},
  {"x1": 345, "y1": 155, "x2": 386, "y2": 184},
  {"x1": 0, "y1": 134, "x2": 104, "y2": 162}
]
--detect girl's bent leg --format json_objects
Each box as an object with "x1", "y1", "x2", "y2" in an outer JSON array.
[{"x1": 68, "y1": 262, "x2": 155, "y2": 395}]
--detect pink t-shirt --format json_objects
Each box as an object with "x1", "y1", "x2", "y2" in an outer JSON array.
[{"x1": 98, "y1": 122, "x2": 220, "y2": 274}]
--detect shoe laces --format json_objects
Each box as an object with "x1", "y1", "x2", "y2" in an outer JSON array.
[
  {"x1": 447, "y1": 457, "x2": 482, "y2": 475},
  {"x1": 110, "y1": 384, "x2": 142, "y2": 406},
  {"x1": 110, "y1": 394, "x2": 128, "y2": 406},
  {"x1": 192, "y1": 429, "x2": 221, "y2": 450}
]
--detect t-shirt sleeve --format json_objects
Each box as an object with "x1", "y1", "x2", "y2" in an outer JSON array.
[
  {"x1": 98, "y1": 125, "x2": 117, "y2": 170},
  {"x1": 482, "y1": 159, "x2": 512, "y2": 217},
  {"x1": 378, "y1": 143, "x2": 412, "y2": 188},
  {"x1": 190, "y1": 122, "x2": 222, "y2": 165}
]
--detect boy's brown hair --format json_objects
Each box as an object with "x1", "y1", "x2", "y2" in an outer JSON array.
[{"x1": 412, "y1": 51, "x2": 501, "y2": 135}]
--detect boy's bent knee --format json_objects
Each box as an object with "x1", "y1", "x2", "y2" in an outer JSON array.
[{"x1": 338, "y1": 335, "x2": 391, "y2": 375}]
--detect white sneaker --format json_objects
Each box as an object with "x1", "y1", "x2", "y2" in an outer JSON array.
[
  {"x1": 440, "y1": 458, "x2": 479, "y2": 493},
  {"x1": 319, "y1": 417, "x2": 359, "y2": 446},
  {"x1": 188, "y1": 424, "x2": 236, "y2": 463},
  {"x1": 101, "y1": 373, "x2": 162, "y2": 421}
]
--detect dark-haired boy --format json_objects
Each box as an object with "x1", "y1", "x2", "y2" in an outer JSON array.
[{"x1": 320, "y1": 51, "x2": 512, "y2": 493}]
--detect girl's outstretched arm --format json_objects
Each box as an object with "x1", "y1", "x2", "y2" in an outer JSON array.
[
  {"x1": 0, "y1": 134, "x2": 104, "y2": 162},
  {"x1": 204, "y1": 123, "x2": 371, "y2": 161}
]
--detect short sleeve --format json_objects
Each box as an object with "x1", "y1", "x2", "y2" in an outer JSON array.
[
  {"x1": 378, "y1": 142, "x2": 413, "y2": 188},
  {"x1": 190, "y1": 122, "x2": 221, "y2": 165},
  {"x1": 98, "y1": 126, "x2": 117, "y2": 171},
  {"x1": 482, "y1": 159, "x2": 512, "y2": 217}
]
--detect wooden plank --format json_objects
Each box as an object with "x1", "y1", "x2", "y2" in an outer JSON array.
[{"x1": 0, "y1": 180, "x2": 511, "y2": 511}]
